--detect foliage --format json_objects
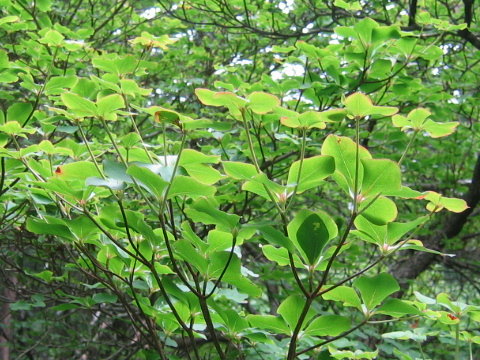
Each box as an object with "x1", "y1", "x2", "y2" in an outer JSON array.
[{"x1": 1, "y1": 1, "x2": 480, "y2": 360}]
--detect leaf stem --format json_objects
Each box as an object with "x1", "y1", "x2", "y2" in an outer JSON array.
[
  {"x1": 99, "y1": 116, "x2": 158, "y2": 216},
  {"x1": 285, "y1": 128, "x2": 307, "y2": 213},
  {"x1": 77, "y1": 121, "x2": 107, "y2": 180},
  {"x1": 241, "y1": 108, "x2": 308, "y2": 296},
  {"x1": 205, "y1": 233, "x2": 237, "y2": 298},
  {"x1": 455, "y1": 322, "x2": 460, "y2": 360},
  {"x1": 398, "y1": 129, "x2": 419, "y2": 166},
  {"x1": 296, "y1": 319, "x2": 368, "y2": 356},
  {"x1": 354, "y1": 115, "x2": 360, "y2": 213},
  {"x1": 419, "y1": 342, "x2": 427, "y2": 360},
  {"x1": 122, "y1": 93, "x2": 155, "y2": 163}
]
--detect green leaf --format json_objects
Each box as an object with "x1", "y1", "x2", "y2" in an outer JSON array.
[
  {"x1": 242, "y1": 176, "x2": 285, "y2": 201},
  {"x1": 344, "y1": 92, "x2": 373, "y2": 118},
  {"x1": 64, "y1": 216, "x2": 99, "y2": 241},
  {"x1": 7, "y1": 103, "x2": 33, "y2": 124},
  {"x1": 103, "y1": 160, "x2": 132, "y2": 183},
  {"x1": 168, "y1": 176, "x2": 216, "y2": 199},
  {"x1": 185, "y1": 197, "x2": 240, "y2": 230},
  {"x1": 361, "y1": 159, "x2": 401, "y2": 197},
  {"x1": 288, "y1": 210, "x2": 338, "y2": 265},
  {"x1": 277, "y1": 295, "x2": 315, "y2": 331},
  {"x1": 26, "y1": 218, "x2": 75, "y2": 241},
  {"x1": 353, "y1": 17, "x2": 378, "y2": 45},
  {"x1": 422, "y1": 120, "x2": 459, "y2": 138},
  {"x1": 207, "y1": 230, "x2": 233, "y2": 253},
  {"x1": 353, "y1": 216, "x2": 387, "y2": 245},
  {"x1": 96, "y1": 94, "x2": 125, "y2": 116},
  {"x1": 120, "y1": 132, "x2": 141, "y2": 148},
  {"x1": 181, "y1": 222, "x2": 208, "y2": 253},
  {"x1": 321, "y1": 135, "x2": 371, "y2": 193},
  {"x1": 44, "y1": 75, "x2": 78, "y2": 95},
  {"x1": 262, "y1": 245, "x2": 303, "y2": 267},
  {"x1": 382, "y1": 331, "x2": 426, "y2": 342},
  {"x1": 247, "y1": 315, "x2": 291, "y2": 335},
  {"x1": 223, "y1": 161, "x2": 258, "y2": 180},
  {"x1": 208, "y1": 252, "x2": 261, "y2": 297},
  {"x1": 376, "y1": 299, "x2": 424, "y2": 317},
  {"x1": 329, "y1": 347, "x2": 379, "y2": 359},
  {"x1": 414, "y1": 291, "x2": 436, "y2": 305},
  {"x1": 0, "y1": 121, "x2": 35, "y2": 136},
  {"x1": 304, "y1": 315, "x2": 350, "y2": 336},
  {"x1": 38, "y1": 140, "x2": 73, "y2": 156},
  {"x1": 154, "y1": 263, "x2": 175, "y2": 275},
  {"x1": 40, "y1": 29, "x2": 64, "y2": 46},
  {"x1": 256, "y1": 225, "x2": 295, "y2": 252},
  {"x1": 33, "y1": 270, "x2": 53, "y2": 282},
  {"x1": 92, "y1": 293, "x2": 117, "y2": 304},
  {"x1": 179, "y1": 149, "x2": 220, "y2": 165},
  {"x1": 183, "y1": 163, "x2": 223, "y2": 185},
  {"x1": 56, "y1": 161, "x2": 102, "y2": 180},
  {"x1": 406, "y1": 108, "x2": 431, "y2": 127},
  {"x1": 0, "y1": 16, "x2": 19, "y2": 26},
  {"x1": 280, "y1": 109, "x2": 346, "y2": 129},
  {"x1": 173, "y1": 240, "x2": 208, "y2": 274},
  {"x1": 213, "y1": 92, "x2": 248, "y2": 110},
  {"x1": 422, "y1": 191, "x2": 469, "y2": 213},
  {"x1": 127, "y1": 164, "x2": 168, "y2": 199},
  {"x1": 195, "y1": 88, "x2": 224, "y2": 106},
  {"x1": 386, "y1": 217, "x2": 428, "y2": 245},
  {"x1": 321, "y1": 286, "x2": 362, "y2": 310},
  {"x1": 353, "y1": 273, "x2": 400, "y2": 311},
  {"x1": 287, "y1": 155, "x2": 335, "y2": 193},
  {"x1": 358, "y1": 196, "x2": 397, "y2": 225},
  {"x1": 344, "y1": 92, "x2": 397, "y2": 118},
  {"x1": 400, "y1": 240, "x2": 455, "y2": 257},
  {"x1": 61, "y1": 93, "x2": 97, "y2": 117},
  {"x1": 371, "y1": 25, "x2": 401, "y2": 43},
  {"x1": 247, "y1": 92, "x2": 280, "y2": 114},
  {"x1": 85, "y1": 177, "x2": 126, "y2": 190},
  {"x1": 92, "y1": 55, "x2": 137, "y2": 75}
]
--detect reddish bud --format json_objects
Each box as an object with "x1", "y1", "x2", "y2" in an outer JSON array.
[
  {"x1": 55, "y1": 166, "x2": 62, "y2": 175},
  {"x1": 447, "y1": 313, "x2": 458, "y2": 321}
]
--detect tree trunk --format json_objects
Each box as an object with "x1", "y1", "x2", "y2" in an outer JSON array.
[
  {"x1": 391, "y1": 153, "x2": 480, "y2": 293},
  {"x1": 1, "y1": 276, "x2": 17, "y2": 360}
]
